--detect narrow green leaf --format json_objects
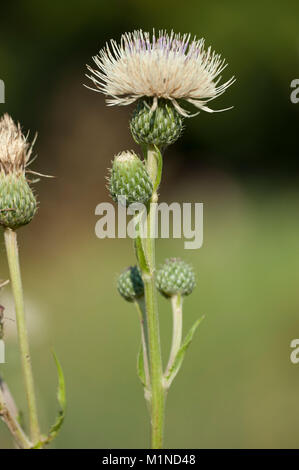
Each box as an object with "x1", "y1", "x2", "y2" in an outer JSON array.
[
  {"x1": 133, "y1": 211, "x2": 150, "y2": 273},
  {"x1": 153, "y1": 145, "x2": 163, "y2": 192},
  {"x1": 135, "y1": 232, "x2": 149, "y2": 273},
  {"x1": 45, "y1": 351, "x2": 66, "y2": 444},
  {"x1": 137, "y1": 343, "x2": 146, "y2": 387},
  {"x1": 165, "y1": 316, "x2": 205, "y2": 387}
]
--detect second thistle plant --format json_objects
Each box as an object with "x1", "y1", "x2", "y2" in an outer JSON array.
[
  {"x1": 87, "y1": 29, "x2": 234, "y2": 449},
  {"x1": 0, "y1": 114, "x2": 65, "y2": 449}
]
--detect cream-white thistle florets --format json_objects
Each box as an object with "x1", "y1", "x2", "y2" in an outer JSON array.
[
  {"x1": 0, "y1": 113, "x2": 34, "y2": 175},
  {"x1": 86, "y1": 30, "x2": 235, "y2": 117}
]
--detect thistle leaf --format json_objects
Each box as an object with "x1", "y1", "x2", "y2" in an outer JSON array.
[
  {"x1": 137, "y1": 343, "x2": 146, "y2": 387},
  {"x1": 134, "y1": 232, "x2": 150, "y2": 274},
  {"x1": 165, "y1": 316, "x2": 204, "y2": 388},
  {"x1": 153, "y1": 145, "x2": 163, "y2": 193},
  {"x1": 45, "y1": 351, "x2": 66, "y2": 444},
  {"x1": 134, "y1": 211, "x2": 150, "y2": 273}
]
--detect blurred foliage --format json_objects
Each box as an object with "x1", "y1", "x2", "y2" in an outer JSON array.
[{"x1": 0, "y1": 0, "x2": 299, "y2": 449}]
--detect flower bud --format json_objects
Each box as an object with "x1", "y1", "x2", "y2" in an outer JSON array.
[
  {"x1": 130, "y1": 99, "x2": 183, "y2": 147},
  {"x1": 117, "y1": 266, "x2": 144, "y2": 302},
  {"x1": 156, "y1": 258, "x2": 196, "y2": 298},
  {"x1": 109, "y1": 151, "x2": 153, "y2": 206},
  {"x1": 0, "y1": 173, "x2": 37, "y2": 229},
  {"x1": 0, "y1": 114, "x2": 37, "y2": 230}
]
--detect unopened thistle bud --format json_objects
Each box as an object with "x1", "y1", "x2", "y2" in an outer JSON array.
[
  {"x1": 0, "y1": 114, "x2": 37, "y2": 229},
  {"x1": 117, "y1": 266, "x2": 144, "y2": 302},
  {"x1": 156, "y1": 258, "x2": 196, "y2": 298},
  {"x1": 109, "y1": 151, "x2": 153, "y2": 206},
  {"x1": 130, "y1": 99, "x2": 183, "y2": 147}
]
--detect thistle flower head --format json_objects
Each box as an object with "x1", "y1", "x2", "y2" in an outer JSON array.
[
  {"x1": 0, "y1": 113, "x2": 34, "y2": 175},
  {"x1": 0, "y1": 114, "x2": 37, "y2": 229},
  {"x1": 86, "y1": 30, "x2": 235, "y2": 117}
]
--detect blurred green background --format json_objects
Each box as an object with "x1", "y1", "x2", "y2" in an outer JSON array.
[{"x1": 1, "y1": 0, "x2": 299, "y2": 448}]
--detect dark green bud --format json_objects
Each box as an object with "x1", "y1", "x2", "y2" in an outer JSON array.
[
  {"x1": 117, "y1": 266, "x2": 144, "y2": 302},
  {"x1": 109, "y1": 151, "x2": 153, "y2": 206},
  {"x1": 0, "y1": 173, "x2": 37, "y2": 229},
  {"x1": 156, "y1": 258, "x2": 196, "y2": 298},
  {"x1": 130, "y1": 99, "x2": 184, "y2": 147}
]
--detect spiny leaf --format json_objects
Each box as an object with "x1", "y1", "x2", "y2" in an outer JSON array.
[
  {"x1": 165, "y1": 316, "x2": 205, "y2": 388},
  {"x1": 44, "y1": 351, "x2": 66, "y2": 444}
]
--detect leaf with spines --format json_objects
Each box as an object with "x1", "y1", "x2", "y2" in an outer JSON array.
[
  {"x1": 164, "y1": 316, "x2": 205, "y2": 389},
  {"x1": 44, "y1": 351, "x2": 66, "y2": 445}
]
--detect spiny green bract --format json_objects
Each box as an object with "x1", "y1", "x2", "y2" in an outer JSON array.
[
  {"x1": 109, "y1": 151, "x2": 153, "y2": 206},
  {"x1": 0, "y1": 173, "x2": 37, "y2": 229},
  {"x1": 117, "y1": 266, "x2": 144, "y2": 302},
  {"x1": 130, "y1": 99, "x2": 184, "y2": 147},
  {"x1": 156, "y1": 258, "x2": 196, "y2": 298}
]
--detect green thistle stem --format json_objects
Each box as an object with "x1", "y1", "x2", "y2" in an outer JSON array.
[
  {"x1": 4, "y1": 228, "x2": 40, "y2": 445},
  {"x1": 165, "y1": 294, "x2": 183, "y2": 378},
  {"x1": 134, "y1": 298, "x2": 150, "y2": 394},
  {"x1": 142, "y1": 145, "x2": 165, "y2": 449}
]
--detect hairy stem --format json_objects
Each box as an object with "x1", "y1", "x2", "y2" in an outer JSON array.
[
  {"x1": 141, "y1": 145, "x2": 165, "y2": 449},
  {"x1": 165, "y1": 294, "x2": 183, "y2": 379},
  {"x1": 4, "y1": 228, "x2": 40, "y2": 445}
]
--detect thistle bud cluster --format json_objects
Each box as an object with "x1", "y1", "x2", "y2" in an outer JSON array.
[
  {"x1": 108, "y1": 99, "x2": 196, "y2": 304},
  {"x1": 0, "y1": 114, "x2": 37, "y2": 229}
]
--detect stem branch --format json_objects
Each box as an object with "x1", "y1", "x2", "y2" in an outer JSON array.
[
  {"x1": 165, "y1": 294, "x2": 183, "y2": 379},
  {"x1": 0, "y1": 381, "x2": 32, "y2": 449}
]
